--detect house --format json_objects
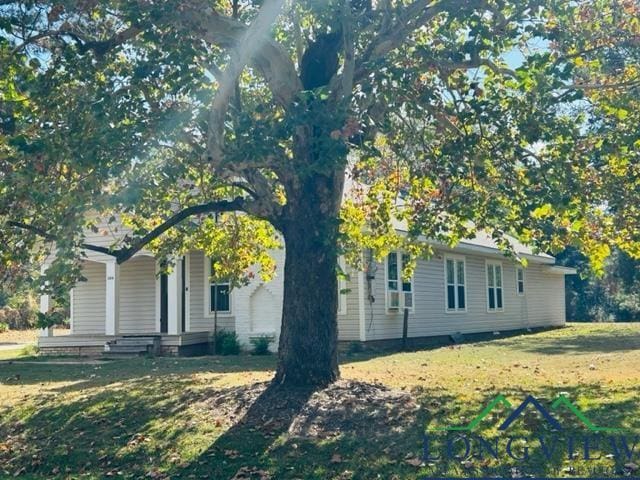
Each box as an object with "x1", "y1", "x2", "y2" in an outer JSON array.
[{"x1": 38, "y1": 218, "x2": 576, "y2": 355}]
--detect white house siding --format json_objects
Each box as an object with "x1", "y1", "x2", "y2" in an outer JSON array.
[
  {"x1": 337, "y1": 266, "x2": 362, "y2": 341},
  {"x1": 118, "y1": 256, "x2": 157, "y2": 334},
  {"x1": 188, "y1": 251, "x2": 235, "y2": 333},
  {"x1": 231, "y1": 248, "x2": 361, "y2": 348},
  {"x1": 363, "y1": 250, "x2": 566, "y2": 341},
  {"x1": 233, "y1": 248, "x2": 284, "y2": 349},
  {"x1": 67, "y1": 226, "x2": 566, "y2": 346},
  {"x1": 71, "y1": 261, "x2": 106, "y2": 334},
  {"x1": 521, "y1": 266, "x2": 566, "y2": 328}
]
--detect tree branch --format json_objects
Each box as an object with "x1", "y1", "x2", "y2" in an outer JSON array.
[
  {"x1": 353, "y1": 0, "x2": 498, "y2": 82},
  {"x1": 207, "y1": 0, "x2": 288, "y2": 165},
  {"x1": 6, "y1": 220, "x2": 114, "y2": 256},
  {"x1": 570, "y1": 78, "x2": 640, "y2": 91},
  {"x1": 7, "y1": 197, "x2": 254, "y2": 264},
  {"x1": 340, "y1": 0, "x2": 355, "y2": 98},
  {"x1": 177, "y1": 2, "x2": 301, "y2": 108},
  {"x1": 11, "y1": 25, "x2": 141, "y2": 55},
  {"x1": 114, "y1": 197, "x2": 248, "y2": 263}
]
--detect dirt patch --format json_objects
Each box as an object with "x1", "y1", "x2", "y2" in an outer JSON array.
[
  {"x1": 289, "y1": 380, "x2": 420, "y2": 439},
  {"x1": 199, "y1": 380, "x2": 420, "y2": 441}
]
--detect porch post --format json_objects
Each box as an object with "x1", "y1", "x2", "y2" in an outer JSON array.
[
  {"x1": 167, "y1": 258, "x2": 182, "y2": 335},
  {"x1": 39, "y1": 287, "x2": 53, "y2": 337},
  {"x1": 39, "y1": 265, "x2": 53, "y2": 337},
  {"x1": 105, "y1": 260, "x2": 120, "y2": 336}
]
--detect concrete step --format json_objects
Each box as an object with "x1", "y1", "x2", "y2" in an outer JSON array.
[
  {"x1": 104, "y1": 336, "x2": 160, "y2": 356},
  {"x1": 105, "y1": 344, "x2": 149, "y2": 352},
  {"x1": 109, "y1": 337, "x2": 157, "y2": 346}
]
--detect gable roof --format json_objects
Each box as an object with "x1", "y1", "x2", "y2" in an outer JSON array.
[{"x1": 457, "y1": 231, "x2": 555, "y2": 263}]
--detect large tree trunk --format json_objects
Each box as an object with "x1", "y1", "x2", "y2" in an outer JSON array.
[{"x1": 274, "y1": 174, "x2": 342, "y2": 387}]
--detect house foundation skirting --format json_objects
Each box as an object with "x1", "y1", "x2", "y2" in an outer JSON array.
[
  {"x1": 38, "y1": 332, "x2": 212, "y2": 357},
  {"x1": 338, "y1": 325, "x2": 563, "y2": 353}
]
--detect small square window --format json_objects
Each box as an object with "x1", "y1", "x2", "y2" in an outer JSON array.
[{"x1": 516, "y1": 267, "x2": 525, "y2": 295}]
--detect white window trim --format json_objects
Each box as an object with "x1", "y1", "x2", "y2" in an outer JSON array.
[
  {"x1": 69, "y1": 288, "x2": 75, "y2": 334},
  {"x1": 444, "y1": 254, "x2": 467, "y2": 313},
  {"x1": 384, "y1": 251, "x2": 414, "y2": 314},
  {"x1": 155, "y1": 261, "x2": 161, "y2": 333},
  {"x1": 337, "y1": 256, "x2": 348, "y2": 316},
  {"x1": 516, "y1": 266, "x2": 525, "y2": 297},
  {"x1": 204, "y1": 256, "x2": 233, "y2": 318},
  {"x1": 486, "y1": 260, "x2": 505, "y2": 313},
  {"x1": 184, "y1": 253, "x2": 191, "y2": 332}
]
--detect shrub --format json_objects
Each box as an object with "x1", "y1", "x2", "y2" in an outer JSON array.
[
  {"x1": 0, "y1": 295, "x2": 38, "y2": 330},
  {"x1": 20, "y1": 344, "x2": 38, "y2": 357},
  {"x1": 213, "y1": 330, "x2": 241, "y2": 355},
  {"x1": 0, "y1": 322, "x2": 8, "y2": 333},
  {"x1": 0, "y1": 307, "x2": 20, "y2": 330},
  {"x1": 250, "y1": 335, "x2": 273, "y2": 355},
  {"x1": 15, "y1": 296, "x2": 38, "y2": 328}
]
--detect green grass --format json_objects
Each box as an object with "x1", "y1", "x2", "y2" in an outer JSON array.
[
  {"x1": 0, "y1": 344, "x2": 38, "y2": 360},
  {"x1": 0, "y1": 323, "x2": 639, "y2": 479}
]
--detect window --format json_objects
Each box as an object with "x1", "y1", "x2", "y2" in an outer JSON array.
[
  {"x1": 487, "y1": 262, "x2": 504, "y2": 312},
  {"x1": 386, "y1": 252, "x2": 413, "y2": 311},
  {"x1": 516, "y1": 267, "x2": 525, "y2": 296},
  {"x1": 445, "y1": 256, "x2": 466, "y2": 312},
  {"x1": 337, "y1": 257, "x2": 347, "y2": 315},
  {"x1": 207, "y1": 258, "x2": 231, "y2": 314},
  {"x1": 210, "y1": 282, "x2": 230, "y2": 313}
]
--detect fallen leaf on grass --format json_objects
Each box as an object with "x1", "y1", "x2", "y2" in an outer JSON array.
[
  {"x1": 231, "y1": 466, "x2": 271, "y2": 479},
  {"x1": 405, "y1": 456, "x2": 423, "y2": 467},
  {"x1": 224, "y1": 449, "x2": 241, "y2": 459}
]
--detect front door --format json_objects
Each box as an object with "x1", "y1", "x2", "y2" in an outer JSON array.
[
  {"x1": 160, "y1": 273, "x2": 168, "y2": 334},
  {"x1": 181, "y1": 256, "x2": 186, "y2": 332}
]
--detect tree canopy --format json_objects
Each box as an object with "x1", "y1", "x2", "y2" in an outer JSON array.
[{"x1": 1, "y1": 0, "x2": 638, "y2": 384}]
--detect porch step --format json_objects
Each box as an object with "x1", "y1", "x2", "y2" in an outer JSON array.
[
  {"x1": 111, "y1": 337, "x2": 158, "y2": 346},
  {"x1": 104, "y1": 336, "x2": 160, "y2": 356}
]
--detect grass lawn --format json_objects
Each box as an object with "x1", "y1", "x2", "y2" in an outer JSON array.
[
  {"x1": 0, "y1": 323, "x2": 639, "y2": 479},
  {"x1": 0, "y1": 328, "x2": 69, "y2": 346}
]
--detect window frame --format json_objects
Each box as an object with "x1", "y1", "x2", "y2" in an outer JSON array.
[
  {"x1": 384, "y1": 251, "x2": 414, "y2": 313},
  {"x1": 444, "y1": 255, "x2": 467, "y2": 313},
  {"x1": 486, "y1": 260, "x2": 505, "y2": 313},
  {"x1": 204, "y1": 256, "x2": 232, "y2": 317},
  {"x1": 516, "y1": 266, "x2": 525, "y2": 296}
]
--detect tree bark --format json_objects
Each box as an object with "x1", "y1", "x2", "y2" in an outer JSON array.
[{"x1": 274, "y1": 175, "x2": 342, "y2": 387}]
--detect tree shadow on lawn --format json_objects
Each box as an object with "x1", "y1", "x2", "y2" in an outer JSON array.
[
  {"x1": 0, "y1": 376, "x2": 435, "y2": 479},
  {"x1": 0, "y1": 354, "x2": 276, "y2": 391},
  {"x1": 174, "y1": 379, "x2": 432, "y2": 479},
  {"x1": 1, "y1": 376, "x2": 638, "y2": 479},
  {"x1": 494, "y1": 329, "x2": 640, "y2": 355},
  {"x1": 174, "y1": 382, "x2": 640, "y2": 479}
]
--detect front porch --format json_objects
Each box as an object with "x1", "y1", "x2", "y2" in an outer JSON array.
[
  {"x1": 38, "y1": 331, "x2": 212, "y2": 356},
  {"x1": 38, "y1": 253, "x2": 214, "y2": 356}
]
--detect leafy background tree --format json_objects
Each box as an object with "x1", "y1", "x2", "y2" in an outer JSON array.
[
  {"x1": 1, "y1": 0, "x2": 638, "y2": 385},
  {"x1": 559, "y1": 247, "x2": 640, "y2": 322}
]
